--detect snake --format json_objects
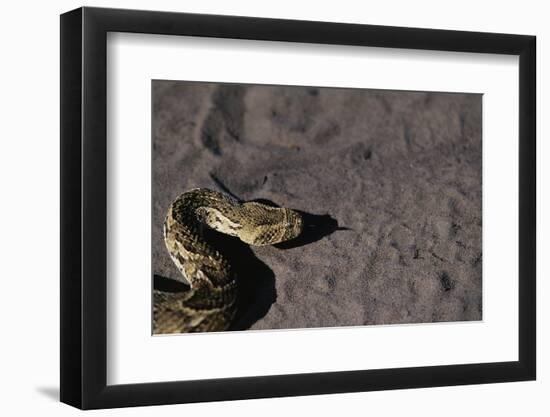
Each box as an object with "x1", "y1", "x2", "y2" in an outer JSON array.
[{"x1": 153, "y1": 188, "x2": 303, "y2": 334}]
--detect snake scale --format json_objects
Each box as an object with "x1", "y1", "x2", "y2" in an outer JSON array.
[{"x1": 153, "y1": 188, "x2": 303, "y2": 334}]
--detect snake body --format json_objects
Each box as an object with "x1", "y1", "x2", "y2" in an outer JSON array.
[{"x1": 153, "y1": 188, "x2": 303, "y2": 334}]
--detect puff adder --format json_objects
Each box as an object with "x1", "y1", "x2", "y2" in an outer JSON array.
[{"x1": 154, "y1": 188, "x2": 303, "y2": 334}]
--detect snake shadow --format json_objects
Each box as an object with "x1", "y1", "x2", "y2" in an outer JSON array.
[
  {"x1": 231, "y1": 200, "x2": 345, "y2": 329},
  {"x1": 154, "y1": 201, "x2": 345, "y2": 331},
  {"x1": 230, "y1": 206, "x2": 344, "y2": 330}
]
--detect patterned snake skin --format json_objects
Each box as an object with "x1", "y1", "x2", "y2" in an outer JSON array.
[{"x1": 153, "y1": 188, "x2": 303, "y2": 334}]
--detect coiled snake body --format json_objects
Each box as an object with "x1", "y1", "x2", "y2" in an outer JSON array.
[{"x1": 154, "y1": 188, "x2": 303, "y2": 334}]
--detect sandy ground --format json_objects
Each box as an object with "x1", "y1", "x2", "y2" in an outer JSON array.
[{"x1": 152, "y1": 80, "x2": 482, "y2": 331}]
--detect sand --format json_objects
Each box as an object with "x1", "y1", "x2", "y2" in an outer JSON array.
[{"x1": 152, "y1": 80, "x2": 482, "y2": 331}]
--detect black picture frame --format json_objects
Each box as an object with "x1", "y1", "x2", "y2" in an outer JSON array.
[{"x1": 60, "y1": 6, "x2": 536, "y2": 410}]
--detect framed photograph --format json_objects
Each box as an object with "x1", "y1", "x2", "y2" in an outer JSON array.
[{"x1": 60, "y1": 6, "x2": 536, "y2": 409}]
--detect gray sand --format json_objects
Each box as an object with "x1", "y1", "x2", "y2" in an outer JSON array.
[{"x1": 152, "y1": 81, "x2": 482, "y2": 330}]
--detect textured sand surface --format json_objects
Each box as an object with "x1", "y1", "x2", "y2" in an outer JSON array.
[{"x1": 152, "y1": 80, "x2": 482, "y2": 330}]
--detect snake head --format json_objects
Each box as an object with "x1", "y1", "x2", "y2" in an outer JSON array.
[{"x1": 281, "y1": 208, "x2": 303, "y2": 242}]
